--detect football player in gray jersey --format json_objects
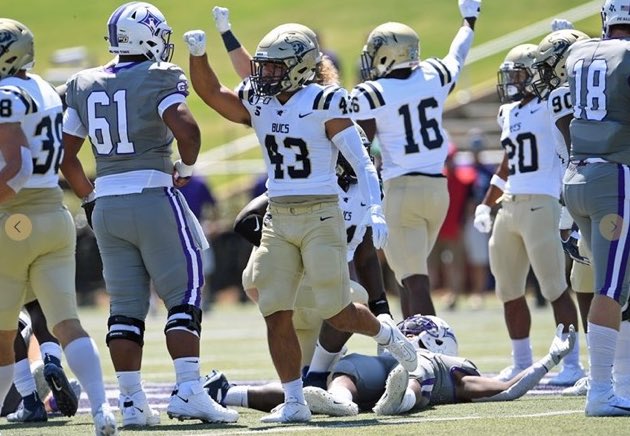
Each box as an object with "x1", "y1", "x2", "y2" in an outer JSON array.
[
  {"x1": 60, "y1": 2, "x2": 238, "y2": 427},
  {"x1": 184, "y1": 22, "x2": 418, "y2": 423},
  {"x1": 563, "y1": 0, "x2": 630, "y2": 417}
]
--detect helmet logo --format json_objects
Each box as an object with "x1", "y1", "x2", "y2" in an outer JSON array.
[
  {"x1": 0, "y1": 31, "x2": 16, "y2": 58},
  {"x1": 285, "y1": 37, "x2": 307, "y2": 56},
  {"x1": 552, "y1": 39, "x2": 569, "y2": 55},
  {"x1": 138, "y1": 10, "x2": 163, "y2": 35},
  {"x1": 609, "y1": 3, "x2": 616, "y2": 12},
  {"x1": 372, "y1": 35, "x2": 386, "y2": 52}
]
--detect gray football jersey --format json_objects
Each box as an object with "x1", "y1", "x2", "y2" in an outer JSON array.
[
  {"x1": 567, "y1": 38, "x2": 630, "y2": 164},
  {"x1": 65, "y1": 61, "x2": 189, "y2": 177}
]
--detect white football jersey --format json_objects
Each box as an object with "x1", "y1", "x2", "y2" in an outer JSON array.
[
  {"x1": 350, "y1": 57, "x2": 460, "y2": 181},
  {"x1": 547, "y1": 85, "x2": 573, "y2": 170},
  {"x1": 338, "y1": 182, "x2": 369, "y2": 262},
  {"x1": 237, "y1": 80, "x2": 352, "y2": 198},
  {"x1": 0, "y1": 74, "x2": 63, "y2": 189},
  {"x1": 497, "y1": 98, "x2": 562, "y2": 198}
]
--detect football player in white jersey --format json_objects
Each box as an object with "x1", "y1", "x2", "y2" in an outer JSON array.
[
  {"x1": 184, "y1": 24, "x2": 418, "y2": 423},
  {"x1": 350, "y1": 0, "x2": 480, "y2": 318},
  {"x1": 0, "y1": 18, "x2": 117, "y2": 435},
  {"x1": 473, "y1": 44, "x2": 582, "y2": 386}
]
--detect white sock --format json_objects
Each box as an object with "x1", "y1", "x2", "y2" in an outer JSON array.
[
  {"x1": 588, "y1": 322, "x2": 617, "y2": 390},
  {"x1": 13, "y1": 358, "x2": 36, "y2": 397},
  {"x1": 512, "y1": 337, "x2": 533, "y2": 368},
  {"x1": 0, "y1": 364, "x2": 15, "y2": 407},
  {"x1": 308, "y1": 341, "x2": 341, "y2": 373},
  {"x1": 562, "y1": 333, "x2": 581, "y2": 368},
  {"x1": 40, "y1": 342, "x2": 63, "y2": 364},
  {"x1": 224, "y1": 385, "x2": 248, "y2": 407},
  {"x1": 397, "y1": 388, "x2": 416, "y2": 413},
  {"x1": 64, "y1": 337, "x2": 107, "y2": 415},
  {"x1": 614, "y1": 320, "x2": 630, "y2": 381},
  {"x1": 328, "y1": 385, "x2": 354, "y2": 403},
  {"x1": 173, "y1": 357, "x2": 200, "y2": 385},
  {"x1": 116, "y1": 370, "x2": 142, "y2": 396},
  {"x1": 282, "y1": 378, "x2": 305, "y2": 404},
  {"x1": 373, "y1": 321, "x2": 393, "y2": 345}
]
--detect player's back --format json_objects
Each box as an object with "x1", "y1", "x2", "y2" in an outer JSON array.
[
  {"x1": 567, "y1": 38, "x2": 630, "y2": 164},
  {"x1": 66, "y1": 60, "x2": 187, "y2": 178},
  {"x1": 0, "y1": 73, "x2": 64, "y2": 211}
]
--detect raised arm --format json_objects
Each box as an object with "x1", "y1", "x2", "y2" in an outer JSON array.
[
  {"x1": 183, "y1": 30, "x2": 251, "y2": 126},
  {"x1": 212, "y1": 6, "x2": 253, "y2": 80}
]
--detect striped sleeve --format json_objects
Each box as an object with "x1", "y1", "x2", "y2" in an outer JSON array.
[
  {"x1": 312, "y1": 85, "x2": 342, "y2": 110},
  {"x1": 425, "y1": 57, "x2": 454, "y2": 88},
  {"x1": 0, "y1": 86, "x2": 37, "y2": 123},
  {"x1": 236, "y1": 79, "x2": 255, "y2": 105}
]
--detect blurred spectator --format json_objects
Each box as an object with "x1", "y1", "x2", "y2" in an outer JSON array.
[
  {"x1": 429, "y1": 143, "x2": 475, "y2": 311},
  {"x1": 463, "y1": 128, "x2": 495, "y2": 309}
]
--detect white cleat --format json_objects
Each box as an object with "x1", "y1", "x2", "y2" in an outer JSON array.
[
  {"x1": 585, "y1": 386, "x2": 630, "y2": 417},
  {"x1": 304, "y1": 386, "x2": 358, "y2": 416},
  {"x1": 373, "y1": 364, "x2": 409, "y2": 416},
  {"x1": 380, "y1": 319, "x2": 417, "y2": 372},
  {"x1": 167, "y1": 379, "x2": 239, "y2": 423},
  {"x1": 562, "y1": 376, "x2": 588, "y2": 396},
  {"x1": 119, "y1": 390, "x2": 160, "y2": 427},
  {"x1": 614, "y1": 375, "x2": 630, "y2": 398},
  {"x1": 260, "y1": 398, "x2": 311, "y2": 423},
  {"x1": 93, "y1": 403, "x2": 118, "y2": 436},
  {"x1": 547, "y1": 363, "x2": 586, "y2": 386},
  {"x1": 493, "y1": 365, "x2": 529, "y2": 382}
]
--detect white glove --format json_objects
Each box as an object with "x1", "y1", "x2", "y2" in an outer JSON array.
[
  {"x1": 547, "y1": 324, "x2": 576, "y2": 366},
  {"x1": 174, "y1": 159, "x2": 194, "y2": 179},
  {"x1": 212, "y1": 6, "x2": 231, "y2": 33},
  {"x1": 559, "y1": 206, "x2": 574, "y2": 230},
  {"x1": 459, "y1": 0, "x2": 481, "y2": 19},
  {"x1": 551, "y1": 18, "x2": 574, "y2": 31},
  {"x1": 473, "y1": 204, "x2": 492, "y2": 233},
  {"x1": 183, "y1": 30, "x2": 207, "y2": 56},
  {"x1": 367, "y1": 205, "x2": 389, "y2": 249}
]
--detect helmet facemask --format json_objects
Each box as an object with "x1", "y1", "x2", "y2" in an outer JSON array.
[{"x1": 497, "y1": 63, "x2": 535, "y2": 103}]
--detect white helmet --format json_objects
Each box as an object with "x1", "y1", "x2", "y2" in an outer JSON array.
[
  {"x1": 251, "y1": 27, "x2": 319, "y2": 96},
  {"x1": 0, "y1": 18, "x2": 34, "y2": 79},
  {"x1": 602, "y1": 0, "x2": 630, "y2": 37},
  {"x1": 106, "y1": 2, "x2": 173, "y2": 62},
  {"x1": 398, "y1": 314, "x2": 458, "y2": 356}
]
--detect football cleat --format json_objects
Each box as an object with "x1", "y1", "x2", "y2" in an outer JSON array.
[
  {"x1": 547, "y1": 363, "x2": 585, "y2": 386},
  {"x1": 167, "y1": 379, "x2": 239, "y2": 423},
  {"x1": 585, "y1": 386, "x2": 630, "y2": 417},
  {"x1": 48, "y1": 379, "x2": 82, "y2": 414},
  {"x1": 380, "y1": 318, "x2": 418, "y2": 372},
  {"x1": 93, "y1": 403, "x2": 118, "y2": 436},
  {"x1": 43, "y1": 360, "x2": 79, "y2": 417},
  {"x1": 119, "y1": 390, "x2": 160, "y2": 427},
  {"x1": 32, "y1": 360, "x2": 51, "y2": 401},
  {"x1": 304, "y1": 386, "x2": 358, "y2": 416},
  {"x1": 562, "y1": 376, "x2": 588, "y2": 396},
  {"x1": 203, "y1": 369, "x2": 232, "y2": 406},
  {"x1": 373, "y1": 365, "x2": 409, "y2": 415},
  {"x1": 7, "y1": 395, "x2": 47, "y2": 423},
  {"x1": 260, "y1": 397, "x2": 311, "y2": 423},
  {"x1": 494, "y1": 364, "x2": 529, "y2": 382}
]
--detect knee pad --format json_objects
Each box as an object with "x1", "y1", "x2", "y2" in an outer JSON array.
[
  {"x1": 234, "y1": 213, "x2": 263, "y2": 246},
  {"x1": 106, "y1": 315, "x2": 145, "y2": 347},
  {"x1": 164, "y1": 304, "x2": 202, "y2": 337}
]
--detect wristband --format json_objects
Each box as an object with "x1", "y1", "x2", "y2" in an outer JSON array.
[
  {"x1": 82, "y1": 191, "x2": 96, "y2": 205},
  {"x1": 490, "y1": 174, "x2": 506, "y2": 191},
  {"x1": 221, "y1": 30, "x2": 241, "y2": 52}
]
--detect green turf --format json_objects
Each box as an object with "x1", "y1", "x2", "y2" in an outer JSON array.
[
  {"x1": 1, "y1": 296, "x2": 626, "y2": 435},
  {"x1": 2, "y1": 0, "x2": 603, "y2": 193}
]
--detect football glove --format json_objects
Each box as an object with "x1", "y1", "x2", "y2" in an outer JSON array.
[
  {"x1": 561, "y1": 234, "x2": 591, "y2": 266},
  {"x1": 547, "y1": 324, "x2": 576, "y2": 367},
  {"x1": 458, "y1": 0, "x2": 481, "y2": 19},
  {"x1": 473, "y1": 204, "x2": 492, "y2": 233},
  {"x1": 183, "y1": 30, "x2": 207, "y2": 56},
  {"x1": 551, "y1": 18, "x2": 574, "y2": 31},
  {"x1": 212, "y1": 6, "x2": 232, "y2": 33},
  {"x1": 81, "y1": 192, "x2": 96, "y2": 229},
  {"x1": 367, "y1": 205, "x2": 388, "y2": 249}
]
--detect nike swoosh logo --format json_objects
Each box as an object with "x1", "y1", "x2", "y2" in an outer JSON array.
[
  {"x1": 299, "y1": 112, "x2": 313, "y2": 118},
  {"x1": 612, "y1": 405, "x2": 630, "y2": 411},
  {"x1": 253, "y1": 216, "x2": 260, "y2": 232},
  {"x1": 530, "y1": 206, "x2": 543, "y2": 211},
  {"x1": 530, "y1": 108, "x2": 541, "y2": 114},
  {"x1": 177, "y1": 396, "x2": 189, "y2": 403},
  {"x1": 320, "y1": 216, "x2": 333, "y2": 221},
  {"x1": 360, "y1": 202, "x2": 367, "y2": 207},
  {"x1": 51, "y1": 379, "x2": 63, "y2": 391},
  {"x1": 135, "y1": 407, "x2": 144, "y2": 413}
]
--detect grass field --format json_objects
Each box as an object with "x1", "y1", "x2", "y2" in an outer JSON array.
[
  {"x1": 1, "y1": 0, "x2": 604, "y2": 193},
  {"x1": 2, "y1": 295, "x2": 629, "y2": 435}
]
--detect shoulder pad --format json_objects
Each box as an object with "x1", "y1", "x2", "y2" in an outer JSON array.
[
  {"x1": 312, "y1": 85, "x2": 345, "y2": 110},
  {"x1": 0, "y1": 85, "x2": 38, "y2": 121},
  {"x1": 351, "y1": 82, "x2": 385, "y2": 110}
]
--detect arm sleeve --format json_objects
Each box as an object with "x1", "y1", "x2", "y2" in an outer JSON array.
[
  {"x1": 424, "y1": 26, "x2": 474, "y2": 89},
  {"x1": 62, "y1": 107, "x2": 88, "y2": 138},
  {"x1": 332, "y1": 125, "x2": 382, "y2": 207}
]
